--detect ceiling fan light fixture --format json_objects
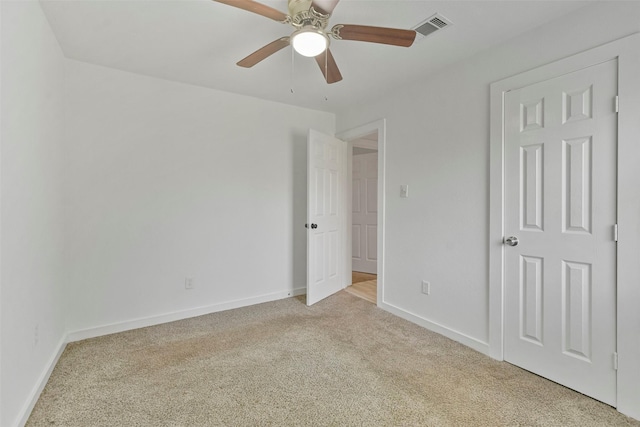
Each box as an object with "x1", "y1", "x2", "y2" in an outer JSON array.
[{"x1": 291, "y1": 27, "x2": 329, "y2": 57}]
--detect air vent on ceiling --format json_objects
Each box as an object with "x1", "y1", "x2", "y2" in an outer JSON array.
[{"x1": 412, "y1": 13, "x2": 452, "y2": 42}]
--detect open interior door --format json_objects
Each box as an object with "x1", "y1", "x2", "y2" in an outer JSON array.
[{"x1": 306, "y1": 129, "x2": 345, "y2": 306}]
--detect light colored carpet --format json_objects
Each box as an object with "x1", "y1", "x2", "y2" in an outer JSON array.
[{"x1": 27, "y1": 292, "x2": 639, "y2": 426}]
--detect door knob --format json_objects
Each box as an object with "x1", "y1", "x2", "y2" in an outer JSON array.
[
  {"x1": 311, "y1": 223, "x2": 318, "y2": 229},
  {"x1": 505, "y1": 236, "x2": 519, "y2": 246}
]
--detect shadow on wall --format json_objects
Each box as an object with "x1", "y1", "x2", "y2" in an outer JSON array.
[{"x1": 292, "y1": 130, "x2": 308, "y2": 293}]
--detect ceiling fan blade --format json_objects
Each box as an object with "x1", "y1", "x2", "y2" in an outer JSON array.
[
  {"x1": 333, "y1": 24, "x2": 416, "y2": 47},
  {"x1": 315, "y1": 49, "x2": 342, "y2": 84},
  {"x1": 213, "y1": 0, "x2": 288, "y2": 22},
  {"x1": 237, "y1": 37, "x2": 290, "y2": 68},
  {"x1": 311, "y1": 0, "x2": 340, "y2": 15}
]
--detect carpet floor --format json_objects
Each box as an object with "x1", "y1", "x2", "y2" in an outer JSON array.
[{"x1": 27, "y1": 292, "x2": 639, "y2": 426}]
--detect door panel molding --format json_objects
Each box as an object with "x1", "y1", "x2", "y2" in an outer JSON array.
[{"x1": 490, "y1": 33, "x2": 640, "y2": 419}]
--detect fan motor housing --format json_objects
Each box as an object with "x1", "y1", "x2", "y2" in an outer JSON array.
[
  {"x1": 288, "y1": 0, "x2": 312, "y2": 17},
  {"x1": 288, "y1": 0, "x2": 330, "y2": 29}
]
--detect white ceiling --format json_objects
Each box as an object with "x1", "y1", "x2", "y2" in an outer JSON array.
[{"x1": 40, "y1": 0, "x2": 590, "y2": 112}]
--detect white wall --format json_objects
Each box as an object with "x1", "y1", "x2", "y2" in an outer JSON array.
[
  {"x1": 64, "y1": 60, "x2": 335, "y2": 335},
  {"x1": 0, "y1": 1, "x2": 67, "y2": 426},
  {"x1": 0, "y1": 4, "x2": 334, "y2": 421},
  {"x1": 336, "y1": 0, "x2": 640, "y2": 416}
]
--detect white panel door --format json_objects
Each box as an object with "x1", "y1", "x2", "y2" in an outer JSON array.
[
  {"x1": 307, "y1": 129, "x2": 344, "y2": 306},
  {"x1": 504, "y1": 60, "x2": 618, "y2": 405},
  {"x1": 352, "y1": 152, "x2": 378, "y2": 274}
]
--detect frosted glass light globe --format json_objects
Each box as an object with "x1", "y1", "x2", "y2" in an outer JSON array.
[{"x1": 291, "y1": 28, "x2": 329, "y2": 57}]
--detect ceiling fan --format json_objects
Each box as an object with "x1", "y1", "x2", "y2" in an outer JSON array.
[{"x1": 213, "y1": 0, "x2": 417, "y2": 84}]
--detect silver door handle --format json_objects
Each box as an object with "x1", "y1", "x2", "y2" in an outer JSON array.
[{"x1": 505, "y1": 236, "x2": 519, "y2": 246}]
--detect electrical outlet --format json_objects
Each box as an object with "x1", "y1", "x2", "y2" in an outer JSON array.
[
  {"x1": 185, "y1": 277, "x2": 194, "y2": 290},
  {"x1": 421, "y1": 280, "x2": 430, "y2": 295}
]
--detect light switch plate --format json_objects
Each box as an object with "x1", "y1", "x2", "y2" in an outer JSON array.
[
  {"x1": 421, "y1": 280, "x2": 430, "y2": 295},
  {"x1": 400, "y1": 185, "x2": 409, "y2": 198}
]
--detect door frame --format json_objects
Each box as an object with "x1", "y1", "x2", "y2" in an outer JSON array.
[
  {"x1": 489, "y1": 33, "x2": 640, "y2": 418},
  {"x1": 338, "y1": 119, "x2": 386, "y2": 306}
]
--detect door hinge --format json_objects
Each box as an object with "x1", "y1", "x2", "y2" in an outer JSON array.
[
  {"x1": 615, "y1": 95, "x2": 619, "y2": 113},
  {"x1": 613, "y1": 352, "x2": 618, "y2": 370},
  {"x1": 614, "y1": 224, "x2": 619, "y2": 242}
]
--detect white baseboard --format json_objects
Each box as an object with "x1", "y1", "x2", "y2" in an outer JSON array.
[
  {"x1": 15, "y1": 336, "x2": 67, "y2": 427},
  {"x1": 380, "y1": 301, "x2": 490, "y2": 356},
  {"x1": 67, "y1": 287, "x2": 306, "y2": 343}
]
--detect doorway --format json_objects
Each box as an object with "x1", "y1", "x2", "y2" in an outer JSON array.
[
  {"x1": 338, "y1": 120, "x2": 386, "y2": 307},
  {"x1": 347, "y1": 133, "x2": 378, "y2": 303}
]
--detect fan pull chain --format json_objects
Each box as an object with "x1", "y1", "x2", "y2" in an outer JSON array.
[{"x1": 324, "y1": 51, "x2": 329, "y2": 101}]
